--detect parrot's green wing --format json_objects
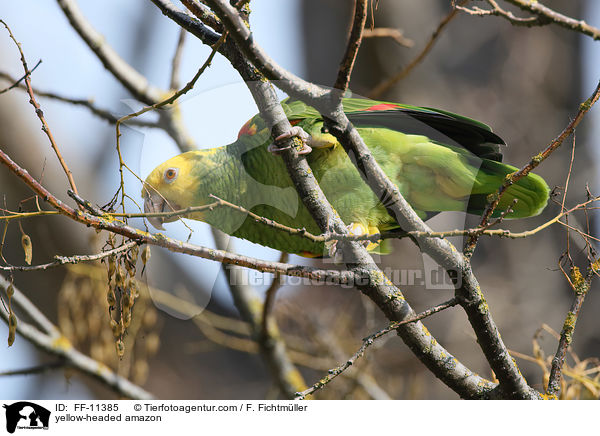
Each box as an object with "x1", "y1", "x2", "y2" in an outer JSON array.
[{"x1": 283, "y1": 98, "x2": 504, "y2": 161}]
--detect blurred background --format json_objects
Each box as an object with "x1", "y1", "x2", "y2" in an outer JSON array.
[{"x1": 0, "y1": 0, "x2": 598, "y2": 399}]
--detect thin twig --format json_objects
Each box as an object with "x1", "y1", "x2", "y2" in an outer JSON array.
[
  {"x1": 504, "y1": 0, "x2": 600, "y2": 39},
  {"x1": 0, "y1": 59, "x2": 42, "y2": 95},
  {"x1": 170, "y1": 28, "x2": 187, "y2": 90},
  {"x1": 334, "y1": 0, "x2": 368, "y2": 92},
  {"x1": 362, "y1": 28, "x2": 414, "y2": 47},
  {"x1": 261, "y1": 253, "x2": 288, "y2": 343},
  {"x1": 296, "y1": 298, "x2": 460, "y2": 399},
  {"x1": 0, "y1": 241, "x2": 137, "y2": 272},
  {"x1": 0, "y1": 361, "x2": 66, "y2": 377},
  {"x1": 456, "y1": 0, "x2": 543, "y2": 25}
]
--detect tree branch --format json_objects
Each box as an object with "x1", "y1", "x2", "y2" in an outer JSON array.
[
  {"x1": 504, "y1": 0, "x2": 600, "y2": 39},
  {"x1": 334, "y1": 0, "x2": 368, "y2": 92}
]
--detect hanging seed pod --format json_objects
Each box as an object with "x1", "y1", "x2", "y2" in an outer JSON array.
[
  {"x1": 130, "y1": 280, "x2": 139, "y2": 299},
  {"x1": 141, "y1": 245, "x2": 151, "y2": 265},
  {"x1": 21, "y1": 234, "x2": 32, "y2": 265},
  {"x1": 8, "y1": 313, "x2": 17, "y2": 346},
  {"x1": 107, "y1": 255, "x2": 116, "y2": 280},
  {"x1": 6, "y1": 284, "x2": 14, "y2": 299},
  {"x1": 115, "y1": 266, "x2": 124, "y2": 287},
  {"x1": 110, "y1": 319, "x2": 120, "y2": 337},
  {"x1": 115, "y1": 339, "x2": 125, "y2": 358},
  {"x1": 130, "y1": 244, "x2": 139, "y2": 264},
  {"x1": 124, "y1": 256, "x2": 135, "y2": 277},
  {"x1": 123, "y1": 290, "x2": 133, "y2": 309},
  {"x1": 106, "y1": 287, "x2": 116, "y2": 308},
  {"x1": 123, "y1": 310, "x2": 132, "y2": 328}
]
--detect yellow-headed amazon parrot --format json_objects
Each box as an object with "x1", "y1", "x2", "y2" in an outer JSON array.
[{"x1": 142, "y1": 98, "x2": 549, "y2": 257}]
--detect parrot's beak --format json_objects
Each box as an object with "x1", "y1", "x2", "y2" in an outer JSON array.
[{"x1": 143, "y1": 192, "x2": 167, "y2": 230}]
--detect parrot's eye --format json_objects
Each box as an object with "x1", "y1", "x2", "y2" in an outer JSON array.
[{"x1": 163, "y1": 167, "x2": 179, "y2": 183}]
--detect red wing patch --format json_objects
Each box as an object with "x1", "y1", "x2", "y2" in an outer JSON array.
[
  {"x1": 238, "y1": 118, "x2": 302, "y2": 139},
  {"x1": 237, "y1": 118, "x2": 258, "y2": 139},
  {"x1": 364, "y1": 103, "x2": 401, "y2": 112}
]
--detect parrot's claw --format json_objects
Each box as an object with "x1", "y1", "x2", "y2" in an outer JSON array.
[
  {"x1": 326, "y1": 223, "x2": 378, "y2": 260},
  {"x1": 268, "y1": 126, "x2": 313, "y2": 155},
  {"x1": 325, "y1": 223, "x2": 377, "y2": 263}
]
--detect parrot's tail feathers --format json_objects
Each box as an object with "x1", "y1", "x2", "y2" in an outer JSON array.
[{"x1": 468, "y1": 160, "x2": 550, "y2": 218}]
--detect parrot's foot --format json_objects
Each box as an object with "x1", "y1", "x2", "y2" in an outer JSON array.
[
  {"x1": 325, "y1": 223, "x2": 380, "y2": 261},
  {"x1": 268, "y1": 126, "x2": 313, "y2": 155}
]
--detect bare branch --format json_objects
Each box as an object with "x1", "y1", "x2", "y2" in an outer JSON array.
[
  {"x1": 505, "y1": 0, "x2": 600, "y2": 39},
  {"x1": 0, "y1": 59, "x2": 42, "y2": 95},
  {"x1": 334, "y1": 0, "x2": 368, "y2": 92},
  {"x1": 456, "y1": 0, "x2": 542, "y2": 25},
  {"x1": 169, "y1": 28, "x2": 187, "y2": 90},
  {"x1": 362, "y1": 27, "x2": 414, "y2": 47},
  {"x1": 0, "y1": 241, "x2": 137, "y2": 273}
]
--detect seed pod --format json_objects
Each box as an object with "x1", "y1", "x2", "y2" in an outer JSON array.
[
  {"x1": 115, "y1": 266, "x2": 124, "y2": 287},
  {"x1": 106, "y1": 288, "x2": 116, "y2": 307},
  {"x1": 8, "y1": 313, "x2": 17, "y2": 346},
  {"x1": 107, "y1": 255, "x2": 116, "y2": 279},
  {"x1": 141, "y1": 245, "x2": 151, "y2": 265},
  {"x1": 130, "y1": 244, "x2": 139, "y2": 264},
  {"x1": 130, "y1": 281, "x2": 139, "y2": 299},
  {"x1": 125, "y1": 257, "x2": 135, "y2": 277},
  {"x1": 21, "y1": 234, "x2": 32, "y2": 265},
  {"x1": 110, "y1": 319, "x2": 120, "y2": 337},
  {"x1": 115, "y1": 339, "x2": 125, "y2": 358},
  {"x1": 6, "y1": 284, "x2": 14, "y2": 299},
  {"x1": 123, "y1": 311, "x2": 132, "y2": 328}
]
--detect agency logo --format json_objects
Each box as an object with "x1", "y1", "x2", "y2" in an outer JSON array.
[{"x1": 3, "y1": 402, "x2": 50, "y2": 433}]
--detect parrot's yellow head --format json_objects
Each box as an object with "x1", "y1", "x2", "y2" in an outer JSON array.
[{"x1": 142, "y1": 150, "x2": 219, "y2": 230}]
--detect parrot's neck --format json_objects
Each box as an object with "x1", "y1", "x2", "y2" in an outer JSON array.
[{"x1": 200, "y1": 139, "x2": 301, "y2": 238}]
